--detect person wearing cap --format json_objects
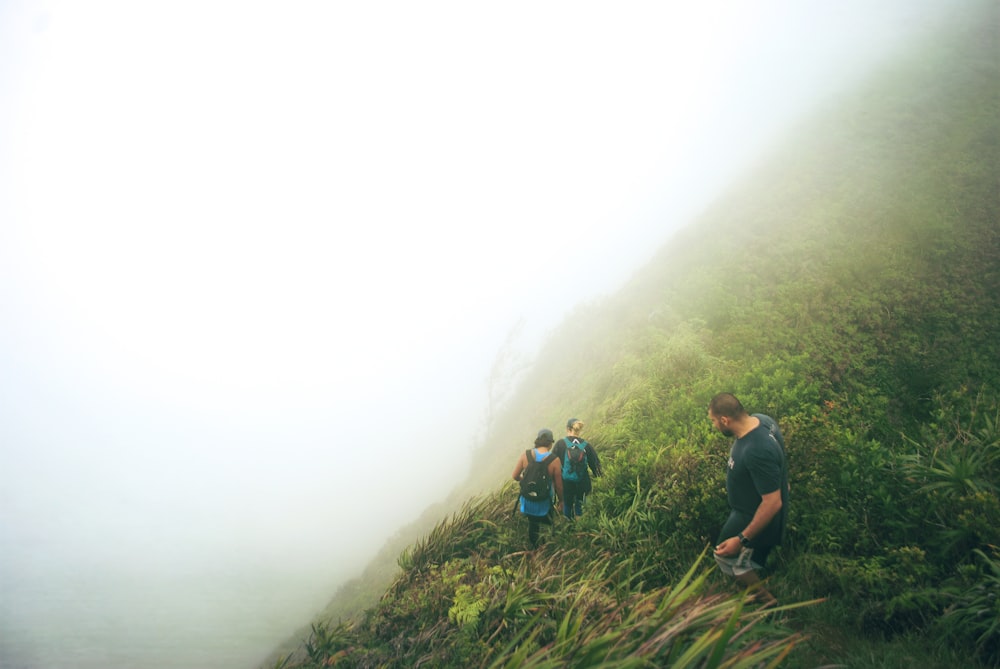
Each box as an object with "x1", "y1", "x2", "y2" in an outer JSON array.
[
  {"x1": 552, "y1": 418, "x2": 603, "y2": 520},
  {"x1": 512, "y1": 429, "x2": 565, "y2": 548}
]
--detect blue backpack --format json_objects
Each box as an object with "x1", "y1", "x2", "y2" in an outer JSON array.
[{"x1": 562, "y1": 437, "x2": 589, "y2": 481}]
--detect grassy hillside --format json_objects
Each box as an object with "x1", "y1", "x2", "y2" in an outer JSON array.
[{"x1": 264, "y1": 3, "x2": 999, "y2": 667}]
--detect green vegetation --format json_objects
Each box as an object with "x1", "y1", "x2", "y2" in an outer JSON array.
[{"x1": 265, "y1": 4, "x2": 999, "y2": 667}]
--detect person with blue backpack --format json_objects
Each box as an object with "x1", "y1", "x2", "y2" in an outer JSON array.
[
  {"x1": 512, "y1": 428, "x2": 565, "y2": 548},
  {"x1": 552, "y1": 418, "x2": 603, "y2": 520}
]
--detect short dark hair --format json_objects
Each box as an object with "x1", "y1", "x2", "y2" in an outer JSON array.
[{"x1": 709, "y1": 392, "x2": 746, "y2": 419}]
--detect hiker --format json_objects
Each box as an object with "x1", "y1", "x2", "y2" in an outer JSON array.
[
  {"x1": 512, "y1": 428, "x2": 564, "y2": 548},
  {"x1": 552, "y1": 418, "x2": 603, "y2": 520},
  {"x1": 708, "y1": 393, "x2": 789, "y2": 607}
]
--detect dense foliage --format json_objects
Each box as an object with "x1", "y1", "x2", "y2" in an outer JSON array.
[{"x1": 265, "y1": 5, "x2": 999, "y2": 668}]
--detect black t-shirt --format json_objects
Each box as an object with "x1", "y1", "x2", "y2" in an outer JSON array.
[{"x1": 724, "y1": 414, "x2": 789, "y2": 546}]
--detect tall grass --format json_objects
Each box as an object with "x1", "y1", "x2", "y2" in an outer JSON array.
[{"x1": 276, "y1": 489, "x2": 822, "y2": 668}]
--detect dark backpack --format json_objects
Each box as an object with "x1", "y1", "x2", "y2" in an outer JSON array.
[
  {"x1": 562, "y1": 437, "x2": 589, "y2": 481},
  {"x1": 520, "y1": 449, "x2": 556, "y2": 502}
]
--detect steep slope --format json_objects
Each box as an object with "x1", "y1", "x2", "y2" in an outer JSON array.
[
  {"x1": 470, "y1": 0, "x2": 999, "y2": 497},
  {"x1": 266, "y1": 3, "x2": 999, "y2": 667}
]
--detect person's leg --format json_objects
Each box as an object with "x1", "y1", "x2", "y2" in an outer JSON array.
[
  {"x1": 564, "y1": 481, "x2": 580, "y2": 520},
  {"x1": 715, "y1": 546, "x2": 778, "y2": 607},
  {"x1": 529, "y1": 513, "x2": 552, "y2": 548},
  {"x1": 734, "y1": 570, "x2": 778, "y2": 607},
  {"x1": 538, "y1": 512, "x2": 552, "y2": 542}
]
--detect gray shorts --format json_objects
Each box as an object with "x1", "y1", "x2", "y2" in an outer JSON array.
[{"x1": 714, "y1": 546, "x2": 764, "y2": 577}]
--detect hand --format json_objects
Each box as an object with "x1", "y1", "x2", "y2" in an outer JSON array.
[{"x1": 714, "y1": 536, "x2": 741, "y2": 558}]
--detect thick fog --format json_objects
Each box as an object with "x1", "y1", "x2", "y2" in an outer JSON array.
[{"x1": 0, "y1": 1, "x2": 956, "y2": 668}]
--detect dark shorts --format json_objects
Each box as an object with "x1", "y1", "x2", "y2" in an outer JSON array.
[{"x1": 715, "y1": 510, "x2": 776, "y2": 575}]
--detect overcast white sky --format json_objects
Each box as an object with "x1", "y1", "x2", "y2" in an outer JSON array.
[{"x1": 0, "y1": 1, "x2": 955, "y2": 667}]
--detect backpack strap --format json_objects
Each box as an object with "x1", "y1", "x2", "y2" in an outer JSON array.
[{"x1": 550, "y1": 439, "x2": 564, "y2": 460}]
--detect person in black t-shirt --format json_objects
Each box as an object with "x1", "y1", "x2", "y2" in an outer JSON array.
[{"x1": 708, "y1": 393, "x2": 789, "y2": 607}]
